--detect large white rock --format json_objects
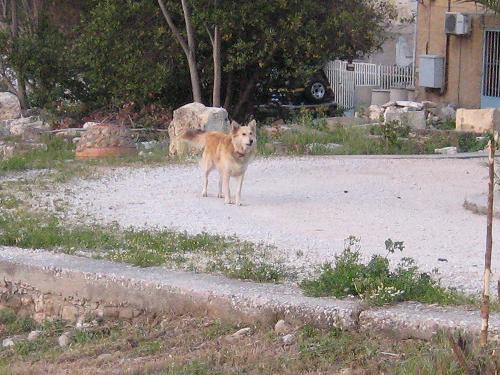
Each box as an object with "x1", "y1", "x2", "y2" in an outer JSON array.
[
  {"x1": 0, "y1": 92, "x2": 21, "y2": 120},
  {"x1": 456, "y1": 108, "x2": 500, "y2": 133},
  {"x1": 8, "y1": 117, "x2": 49, "y2": 138},
  {"x1": 168, "y1": 103, "x2": 230, "y2": 156},
  {"x1": 440, "y1": 104, "x2": 456, "y2": 120},
  {"x1": 368, "y1": 105, "x2": 384, "y2": 121}
]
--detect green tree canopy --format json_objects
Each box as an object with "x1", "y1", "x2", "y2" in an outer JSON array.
[{"x1": 0, "y1": 0, "x2": 396, "y2": 118}]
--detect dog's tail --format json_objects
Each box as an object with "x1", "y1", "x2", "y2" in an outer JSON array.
[{"x1": 180, "y1": 129, "x2": 208, "y2": 148}]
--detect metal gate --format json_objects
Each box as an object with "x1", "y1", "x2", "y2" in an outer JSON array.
[
  {"x1": 481, "y1": 30, "x2": 500, "y2": 108},
  {"x1": 324, "y1": 60, "x2": 415, "y2": 110}
]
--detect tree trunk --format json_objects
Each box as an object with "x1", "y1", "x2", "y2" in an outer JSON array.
[
  {"x1": 211, "y1": 0, "x2": 221, "y2": 107},
  {"x1": 180, "y1": 0, "x2": 202, "y2": 103},
  {"x1": 212, "y1": 24, "x2": 221, "y2": 107},
  {"x1": 157, "y1": 0, "x2": 202, "y2": 104},
  {"x1": 233, "y1": 71, "x2": 259, "y2": 119},
  {"x1": 480, "y1": 137, "x2": 496, "y2": 347},
  {"x1": 9, "y1": 0, "x2": 27, "y2": 109},
  {"x1": 187, "y1": 51, "x2": 202, "y2": 103},
  {"x1": 9, "y1": 0, "x2": 16, "y2": 36},
  {"x1": 16, "y1": 75, "x2": 27, "y2": 109},
  {"x1": 223, "y1": 72, "x2": 234, "y2": 110}
]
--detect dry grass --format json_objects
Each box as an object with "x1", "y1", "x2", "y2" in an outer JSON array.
[{"x1": 0, "y1": 311, "x2": 498, "y2": 375}]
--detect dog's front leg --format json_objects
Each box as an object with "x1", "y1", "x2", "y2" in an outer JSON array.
[
  {"x1": 222, "y1": 173, "x2": 232, "y2": 204},
  {"x1": 235, "y1": 174, "x2": 244, "y2": 206}
]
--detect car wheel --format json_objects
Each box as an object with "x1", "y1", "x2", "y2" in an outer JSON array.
[{"x1": 305, "y1": 80, "x2": 327, "y2": 103}]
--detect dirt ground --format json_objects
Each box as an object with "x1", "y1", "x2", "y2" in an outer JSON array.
[{"x1": 58, "y1": 156, "x2": 498, "y2": 294}]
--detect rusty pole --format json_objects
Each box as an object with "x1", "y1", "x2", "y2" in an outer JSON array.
[{"x1": 480, "y1": 134, "x2": 496, "y2": 347}]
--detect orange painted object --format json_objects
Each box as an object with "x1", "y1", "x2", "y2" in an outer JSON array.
[{"x1": 75, "y1": 146, "x2": 137, "y2": 159}]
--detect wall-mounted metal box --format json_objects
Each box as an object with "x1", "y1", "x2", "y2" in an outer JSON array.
[{"x1": 419, "y1": 55, "x2": 444, "y2": 89}]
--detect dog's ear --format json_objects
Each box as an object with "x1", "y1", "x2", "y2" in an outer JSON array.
[
  {"x1": 247, "y1": 119, "x2": 257, "y2": 132},
  {"x1": 231, "y1": 121, "x2": 240, "y2": 133}
]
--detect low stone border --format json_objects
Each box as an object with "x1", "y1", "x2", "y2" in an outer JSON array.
[{"x1": 0, "y1": 246, "x2": 498, "y2": 341}]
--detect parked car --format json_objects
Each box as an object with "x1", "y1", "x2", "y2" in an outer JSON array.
[{"x1": 256, "y1": 69, "x2": 334, "y2": 106}]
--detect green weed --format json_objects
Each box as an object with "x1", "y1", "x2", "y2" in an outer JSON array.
[{"x1": 301, "y1": 237, "x2": 472, "y2": 306}]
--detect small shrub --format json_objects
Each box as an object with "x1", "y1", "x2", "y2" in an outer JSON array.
[
  {"x1": 301, "y1": 237, "x2": 463, "y2": 306},
  {"x1": 0, "y1": 309, "x2": 17, "y2": 325},
  {"x1": 378, "y1": 121, "x2": 410, "y2": 148},
  {"x1": 439, "y1": 118, "x2": 456, "y2": 130},
  {"x1": 458, "y1": 133, "x2": 488, "y2": 153}
]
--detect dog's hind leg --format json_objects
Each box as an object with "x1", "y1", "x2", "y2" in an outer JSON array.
[
  {"x1": 222, "y1": 173, "x2": 232, "y2": 204},
  {"x1": 217, "y1": 174, "x2": 224, "y2": 198},
  {"x1": 235, "y1": 174, "x2": 244, "y2": 206}
]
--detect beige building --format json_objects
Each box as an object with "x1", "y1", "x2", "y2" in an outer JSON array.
[
  {"x1": 415, "y1": 0, "x2": 500, "y2": 108},
  {"x1": 366, "y1": 0, "x2": 417, "y2": 67}
]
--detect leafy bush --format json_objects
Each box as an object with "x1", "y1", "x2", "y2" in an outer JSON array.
[
  {"x1": 458, "y1": 133, "x2": 488, "y2": 153},
  {"x1": 301, "y1": 237, "x2": 463, "y2": 306},
  {"x1": 74, "y1": 0, "x2": 190, "y2": 110}
]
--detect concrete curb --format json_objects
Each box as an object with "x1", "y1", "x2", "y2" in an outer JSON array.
[
  {"x1": 265, "y1": 152, "x2": 498, "y2": 161},
  {"x1": 0, "y1": 247, "x2": 498, "y2": 340}
]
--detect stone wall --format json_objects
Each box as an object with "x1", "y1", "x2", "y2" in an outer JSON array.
[{"x1": 0, "y1": 279, "x2": 144, "y2": 324}]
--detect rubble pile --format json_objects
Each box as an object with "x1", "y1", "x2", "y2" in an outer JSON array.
[{"x1": 368, "y1": 100, "x2": 456, "y2": 129}]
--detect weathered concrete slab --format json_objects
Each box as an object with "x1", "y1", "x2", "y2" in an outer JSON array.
[
  {"x1": 0, "y1": 247, "x2": 361, "y2": 329},
  {"x1": 359, "y1": 302, "x2": 500, "y2": 341},
  {"x1": 1, "y1": 247, "x2": 498, "y2": 341}
]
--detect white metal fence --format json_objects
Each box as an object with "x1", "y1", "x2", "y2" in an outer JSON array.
[{"x1": 324, "y1": 60, "x2": 415, "y2": 110}]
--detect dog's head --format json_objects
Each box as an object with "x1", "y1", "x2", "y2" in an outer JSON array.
[{"x1": 231, "y1": 120, "x2": 257, "y2": 155}]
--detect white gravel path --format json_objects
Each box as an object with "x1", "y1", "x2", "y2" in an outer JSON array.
[{"x1": 60, "y1": 156, "x2": 499, "y2": 294}]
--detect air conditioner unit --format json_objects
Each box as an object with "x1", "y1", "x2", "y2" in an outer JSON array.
[{"x1": 445, "y1": 12, "x2": 471, "y2": 35}]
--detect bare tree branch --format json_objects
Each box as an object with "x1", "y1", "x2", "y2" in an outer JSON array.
[{"x1": 157, "y1": 0, "x2": 189, "y2": 56}]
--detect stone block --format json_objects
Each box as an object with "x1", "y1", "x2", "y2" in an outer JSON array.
[
  {"x1": 168, "y1": 102, "x2": 230, "y2": 156},
  {"x1": 0, "y1": 92, "x2": 21, "y2": 121},
  {"x1": 385, "y1": 108, "x2": 426, "y2": 129},
  {"x1": 456, "y1": 108, "x2": 500, "y2": 133}
]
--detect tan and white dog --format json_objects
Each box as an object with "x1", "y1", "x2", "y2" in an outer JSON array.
[{"x1": 181, "y1": 120, "x2": 257, "y2": 205}]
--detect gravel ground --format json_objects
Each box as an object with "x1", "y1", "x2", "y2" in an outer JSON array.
[{"x1": 59, "y1": 156, "x2": 498, "y2": 294}]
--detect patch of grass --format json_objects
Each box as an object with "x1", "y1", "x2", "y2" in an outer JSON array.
[
  {"x1": 0, "y1": 308, "x2": 36, "y2": 336},
  {"x1": 14, "y1": 337, "x2": 52, "y2": 357},
  {"x1": 0, "y1": 308, "x2": 17, "y2": 325},
  {"x1": 0, "y1": 136, "x2": 75, "y2": 174},
  {"x1": 135, "y1": 339, "x2": 164, "y2": 356},
  {"x1": 0, "y1": 208, "x2": 287, "y2": 283},
  {"x1": 206, "y1": 241, "x2": 292, "y2": 283},
  {"x1": 301, "y1": 237, "x2": 475, "y2": 306},
  {"x1": 166, "y1": 361, "x2": 217, "y2": 375},
  {"x1": 297, "y1": 325, "x2": 499, "y2": 375},
  {"x1": 439, "y1": 118, "x2": 456, "y2": 130},
  {"x1": 0, "y1": 193, "x2": 20, "y2": 209}
]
